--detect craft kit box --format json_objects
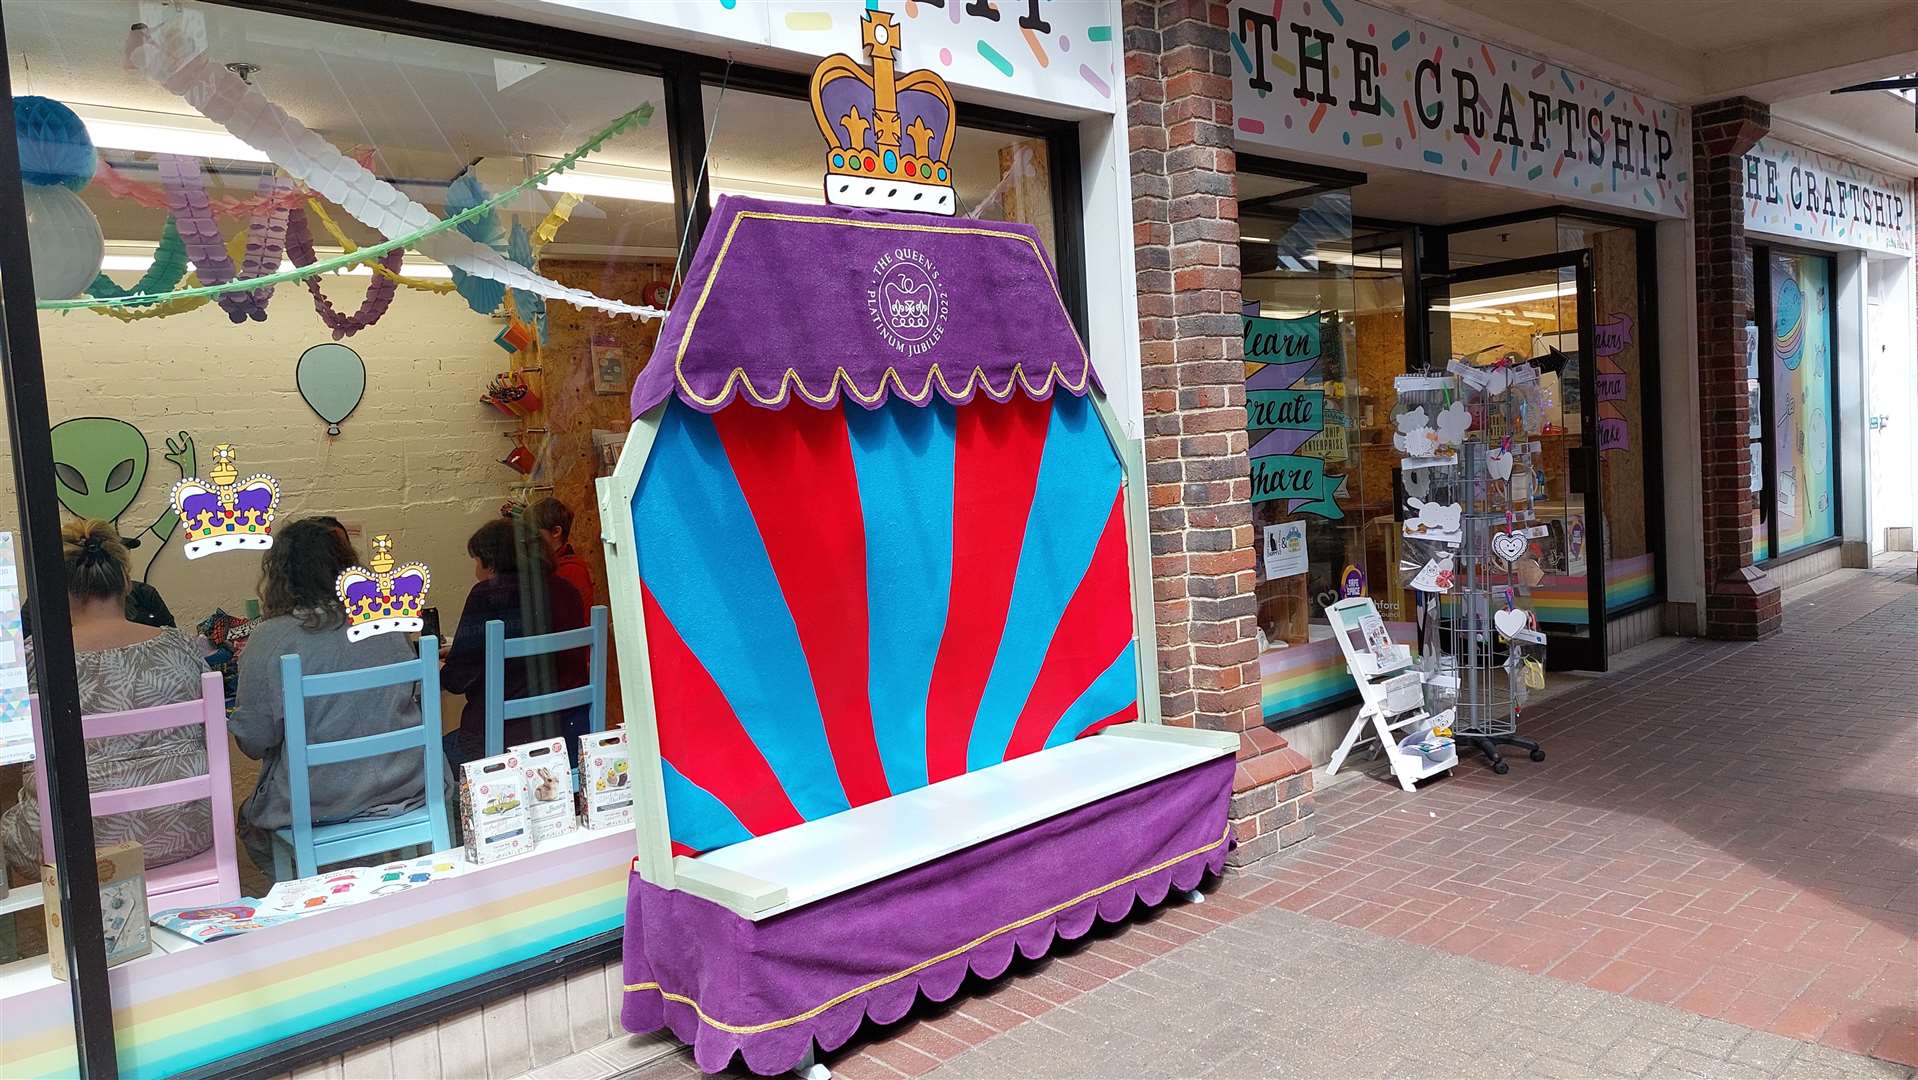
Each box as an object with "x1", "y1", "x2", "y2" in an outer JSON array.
[
  {"x1": 510, "y1": 737, "x2": 578, "y2": 843},
  {"x1": 579, "y1": 728, "x2": 632, "y2": 830},
  {"x1": 460, "y1": 751, "x2": 533, "y2": 864},
  {"x1": 44, "y1": 840, "x2": 150, "y2": 978}
]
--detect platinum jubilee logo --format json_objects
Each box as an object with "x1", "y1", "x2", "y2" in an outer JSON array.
[{"x1": 867, "y1": 247, "x2": 948, "y2": 356}]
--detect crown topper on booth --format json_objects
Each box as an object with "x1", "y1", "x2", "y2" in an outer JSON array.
[
  {"x1": 335, "y1": 534, "x2": 432, "y2": 643},
  {"x1": 810, "y1": 9, "x2": 957, "y2": 215},
  {"x1": 168, "y1": 443, "x2": 281, "y2": 559}
]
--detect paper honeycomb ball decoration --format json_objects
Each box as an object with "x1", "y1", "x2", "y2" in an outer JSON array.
[
  {"x1": 23, "y1": 184, "x2": 104, "y2": 301},
  {"x1": 13, "y1": 96, "x2": 96, "y2": 191}
]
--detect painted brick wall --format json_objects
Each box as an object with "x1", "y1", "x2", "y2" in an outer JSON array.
[
  {"x1": 1124, "y1": 0, "x2": 1312, "y2": 867},
  {"x1": 0, "y1": 281, "x2": 525, "y2": 626}
]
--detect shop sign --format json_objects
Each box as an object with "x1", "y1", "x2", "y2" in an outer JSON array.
[
  {"x1": 1742, "y1": 137, "x2": 1913, "y2": 255},
  {"x1": 1230, "y1": 0, "x2": 1690, "y2": 218},
  {"x1": 522, "y1": 0, "x2": 1119, "y2": 113}
]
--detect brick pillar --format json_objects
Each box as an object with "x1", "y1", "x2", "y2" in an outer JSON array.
[
  {"x1": 1124, "y1": 0, "x2": 1312, "y2": 866},
  {"x1": 1692, "y1": 98, "x2": 1782, "y2": 640}
]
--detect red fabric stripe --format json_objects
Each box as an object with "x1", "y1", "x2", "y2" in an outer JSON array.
[
  {"x1": 670, "y1": 841, "x2": 698, "y2": 859},
  {"x1": 713, "y1": 406, "x2": 890, "y2": 807},
  {"x1": 1080, "y1": 701, "x2": 1139, "y2": 739},
  {"x1": 1001, "y1": 492, "x2": 1135, "y2": 761},
  {"x1": 642, "y1": 586, "x2": 805, "y2": 835},
  {"x1": 923, "y1": 395, "x2": 1054, "y2": 782}
]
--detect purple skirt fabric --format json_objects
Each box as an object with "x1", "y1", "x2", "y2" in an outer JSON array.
[{"x1": 621, "y1": 756, "x2": 1234, "y2": 1074}]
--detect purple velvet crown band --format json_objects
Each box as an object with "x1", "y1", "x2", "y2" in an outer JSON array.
[{"x1": 629, "y1": 196, "x2": 1099, "y2": 417}]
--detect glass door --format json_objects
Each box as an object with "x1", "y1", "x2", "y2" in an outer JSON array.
[{"x1": 1426, "y1": 251, "x2": 1606, "y2": 671}]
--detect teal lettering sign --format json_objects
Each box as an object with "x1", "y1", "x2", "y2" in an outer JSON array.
[
  {"x1": 1250, "y1": 455, "x2": 1344, "y2": 519},
  {"x1": 1247, "y1": 389, "x2": 1322, "y2": 432},
  {"x1": 1244, "y1": 314, "x2": 1318, "y2": 364}
]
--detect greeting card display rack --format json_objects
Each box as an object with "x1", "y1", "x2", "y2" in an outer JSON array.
[
  {"x1": 1414, "y1": 364, "x2": 1547, "y2": 776},
  {"x1": 1323, "y1": 596, "x2": 1457, "y2": 792}
]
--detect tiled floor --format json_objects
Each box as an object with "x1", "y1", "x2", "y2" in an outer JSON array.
[
  {"x1": 1242, "y1": 559, "x2": 1918, "y2": 1066},
  {"x1": 588, "y1": 559, "x2": 1916, "y2": 1078}
]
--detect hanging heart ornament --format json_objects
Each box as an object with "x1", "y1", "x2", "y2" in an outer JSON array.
[
  {"x1": 1494, "y1": 607, "x2": 1530, "y2": 639},
  {"x1": 1491, "y1": 529, "x2": 1528, "y2": 565},
  {"x1": 1486, "y1": 448, "x2": 1515, "y2": 480}
]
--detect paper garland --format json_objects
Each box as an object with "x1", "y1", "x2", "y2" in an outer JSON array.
[
  {"x1": 305, "y1": 199, "x2": 455, "y2": 294},
  {"x1": 90, "y1": 149, "x2": 376, "y2": 216},
  {"x1": 286, "y1": 206, "x2": 399, "y2": 339},
  {"x1": 87, "y1": 217, "x2": 190, "y2": 304},
  {"x1": 117, "y1": 16, "x2": 663, "y2": 321}
]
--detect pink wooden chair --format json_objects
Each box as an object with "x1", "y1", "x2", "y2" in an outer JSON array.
[{"x1": 30, "y1": 670, "x2": 241, "y2": 908}]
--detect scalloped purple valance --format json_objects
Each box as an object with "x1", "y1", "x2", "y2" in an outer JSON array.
[
  {"x1": 620, "y1": 756, "x2": 1232, "y2": 1075},
  {"x1": 629, "y1": 196, "x2": 1097, "y2": 417}
]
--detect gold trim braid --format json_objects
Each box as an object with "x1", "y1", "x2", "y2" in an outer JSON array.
[{"x1": 623, "y1": 823, "x2": 1231, "y2": 1035}]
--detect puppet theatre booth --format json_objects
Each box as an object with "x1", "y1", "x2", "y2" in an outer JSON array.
[{"x1": 595, "y1": 14, "x2": 1237, "y2": 1075}]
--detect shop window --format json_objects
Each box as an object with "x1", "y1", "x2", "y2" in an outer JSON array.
[
  {"x1": 1240, "y1": 175, "x2": 1410, "y2": 721},
  {"x1": 1763, "y1": 250, "x2": 1839, "y2": 556},
  {"x1": 1447, "y1": 215, "x2": 1663, "y2": 620},
  {"x1": 703, "y1": 86, "x2": 1058, "y2": 255},
  {"x1": 1, "y1": 0, "x2": 674, "y2": 1071}
]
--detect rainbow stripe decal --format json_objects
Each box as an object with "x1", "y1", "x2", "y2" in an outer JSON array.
[
  {"x1": 632, "y1": 395, "x2": 1139, "y2": 855},
  {"x1": 0, "y1": 833, "x2": 632, "y2": 1080},
  {"x1": 1259, "y1": 622, "x2": 1414, "y2": 721}
]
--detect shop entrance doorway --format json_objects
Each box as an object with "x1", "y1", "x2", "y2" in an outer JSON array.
[{"x1": 1427, "y1": 251, "x2": 1607, "y2": 671}]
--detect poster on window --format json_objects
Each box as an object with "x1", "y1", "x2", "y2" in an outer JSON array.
[
  {"x1": 1245, "y1": 312, "x2": 1346, "y2": 519},
  {"x1": 0, "y1": 533, "x2": 29, "y2": 766},
  {"x1": 1769, "y1": 253, "x2": 1836, "y2": 554}
]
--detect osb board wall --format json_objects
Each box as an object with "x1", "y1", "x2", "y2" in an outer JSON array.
[
  {"x1": 518, "y1": 257, "x2": 674, "y2": 728},
  {"x1": 1591, "y1": 226, "x2": 1648, "y2": 560}
]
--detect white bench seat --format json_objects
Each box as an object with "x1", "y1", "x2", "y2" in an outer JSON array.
[{"x1": 673, "y1": 723, "x2": 1239, "y2": 920}]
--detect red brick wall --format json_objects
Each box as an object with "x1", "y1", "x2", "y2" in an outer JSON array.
[
  {"x1": 1124, "y1": 0, "x2": 1311, "y2": 865},
  {"x1": 1692, "y1": 97, "x2": 1783, "y2": 640}
]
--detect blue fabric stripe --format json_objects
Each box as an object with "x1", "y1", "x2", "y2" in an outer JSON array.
[
  {"x1": 965, "y1": 395, "x2": 1124, "y2": 770},
  {"x1": 1042, "y1": 642, "x2": 1139, "y2": 749},
  {"x1": 659, "y1": 761, "x2": 753, "y2": 850},
  {"x1": 846, "y1": 399, "x2": 956, "y2": 794},
  {"x1": 631, "y1": 403, "x2": 849, "y2": 824}
]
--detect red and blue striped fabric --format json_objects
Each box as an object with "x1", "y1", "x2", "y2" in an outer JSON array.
[{"x1": 630, "y1": 393, "x2": 1139, "y2": 854}]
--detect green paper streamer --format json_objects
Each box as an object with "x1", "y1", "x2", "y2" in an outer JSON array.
[
  {"x1": 47, "y1": 102, "x2": 654, "y2": 311},
  {"x1": 87, "y1": 217, "x2": 191, "y2": 305}
]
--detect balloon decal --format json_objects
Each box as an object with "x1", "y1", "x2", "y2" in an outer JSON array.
[{"x1": 297, "y1": 343, "x2": 368, "y2": 436}]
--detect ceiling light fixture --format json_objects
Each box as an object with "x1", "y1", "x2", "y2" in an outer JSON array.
[
  {"x1": 71, "y1": 103, "x2": 271, "y2": 163},
  {"x1": 537, "y1": 159, "x2": 824, "y2": 206},
  {"x1": 1435, "y1": 281, "x2": 1575, "y2": 312}
]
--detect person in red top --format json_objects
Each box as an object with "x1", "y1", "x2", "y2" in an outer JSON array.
[{"x1": 529, "y1": 497, "x2": 595, "y2": 606}]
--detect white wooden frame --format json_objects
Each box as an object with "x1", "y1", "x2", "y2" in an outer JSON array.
[
  {"x1": 598, "y1": 387, "x2": 1177, "y2": 911},
  {"x1": 1322, "y1": 597, "x2": 1456, "y2": 792}
]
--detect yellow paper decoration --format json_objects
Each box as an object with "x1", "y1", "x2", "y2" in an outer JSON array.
[{"x1": 306, "y1": 199, "x2": 458, "y2": 294}]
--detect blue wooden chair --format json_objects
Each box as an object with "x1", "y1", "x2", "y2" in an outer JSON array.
[
  {"x1": 272, "y1": 636, "x2": 453, "y2": 881},
  {"x1": 482, "y1": 605, "x2": 609, "y2": 758}
]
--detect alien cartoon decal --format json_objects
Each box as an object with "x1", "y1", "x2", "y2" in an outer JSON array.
[{"x1": 48, "y1": 418, "x2": 195, "y2": 580}]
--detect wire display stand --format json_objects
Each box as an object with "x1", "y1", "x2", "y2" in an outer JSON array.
[{"x1": 1395, "y1": 363, "x2": 1547, "y2": 778}]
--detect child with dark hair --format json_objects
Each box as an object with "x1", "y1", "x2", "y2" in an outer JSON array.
[
  {"x1": 0, "y1": 519, "x2": 210, "y2": 875},
  {"x1": 441, "y1": 517, "x2": 587, "y2": 767},
  {"x1": 528, "y1": 497, "x2": 594, "y2": 605},
  {"x1": 230, "y1": 517, "x2": 448, "y2": 882}
]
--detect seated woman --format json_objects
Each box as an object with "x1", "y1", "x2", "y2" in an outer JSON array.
[
  {"x1": 231, "y1": 518, "x2": 449, "y2": 882},
  {"x1": 0, "y1": 520, "x2": 212, "y2": 877},
  {"x1": 441, "y1": 518, "x2": 587, "y2": 768}
]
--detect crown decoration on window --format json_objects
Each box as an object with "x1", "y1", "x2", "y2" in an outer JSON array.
[
  {"x1": 336, "y1": 534, "x2": 431, "y2": 643},
  {"x1": 810, "y1": 9, "x2": 957, "y2": 215},
  {"x1": 168, "y1": 443, "x2": 280, "y2": 559}
]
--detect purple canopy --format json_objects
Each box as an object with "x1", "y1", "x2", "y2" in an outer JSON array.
[{"x1": 630, "y1": 196, "x2": 1098, "y2": 416}]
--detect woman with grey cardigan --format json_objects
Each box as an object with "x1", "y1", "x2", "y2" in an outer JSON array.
[{"x1": 230, "y1": 518, "x2": 453, "y2": 884}]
